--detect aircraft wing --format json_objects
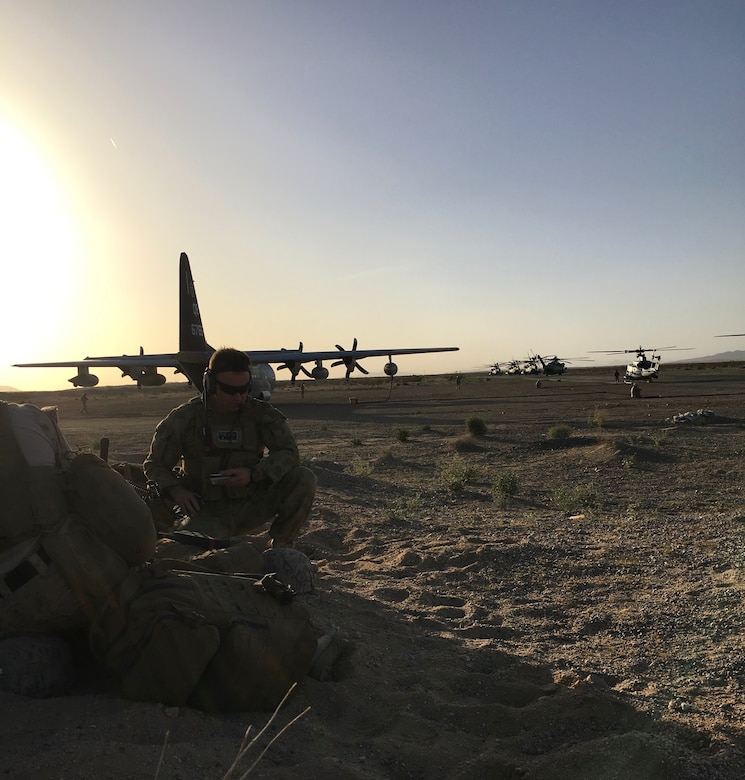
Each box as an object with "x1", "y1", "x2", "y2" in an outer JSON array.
[
  {"x1": 14, "y1": 346, "x2": 457, "y2": 370},
  {"x1": 253, "y1": 344, "x2": 459, "y2": 382},
  {"x1": 248, "y1": 346, "x2": 458, "y2": 363},
  {"x1": 14, "y1": 355, "x2": 179, "y2": 369},
  {"x1": 13, "y1": 353, "x2": 184, "y2": 388}
]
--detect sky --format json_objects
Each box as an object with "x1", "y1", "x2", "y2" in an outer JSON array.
[{"x1": 1, "y1": 0, "x2": 743, "y2": 391}]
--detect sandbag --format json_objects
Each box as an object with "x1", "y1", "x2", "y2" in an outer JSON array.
[
  {"x1": 65, "y1": 454, "x2": 156, "y2": 565},
  {"x1": 90, "y1": 565, "x2": 317, "y2": 711}
]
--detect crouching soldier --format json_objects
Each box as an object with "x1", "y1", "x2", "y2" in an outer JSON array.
[{"x1": 143, "y1": 348, "x2": 316, "y2": 547}]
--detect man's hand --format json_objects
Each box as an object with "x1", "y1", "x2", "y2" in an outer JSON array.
[
  {"x1": 219, "y1": 467, "x2": 262, "y2": 488},
  {"x1": 169, "y1": 485, "x2": 201, "y2": 516}
]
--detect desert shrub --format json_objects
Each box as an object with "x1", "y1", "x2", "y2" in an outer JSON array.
[
  {"x1": 648, "y1": 430, "x2": 669, "y2": 446},
  {"x1": 625, "y1": 502, "x2": 641, "y2": 520},
  {"x1": 420, "y1": 424, "x2": 431, "y2": 433},
  {"x1": 465, "y1": 415, "x2": 487, "y2": 436},
  {"x1": 452, "y1": 432, "x2": 484, "y2": 452},
  {"x1": 347, "y1": 456, "x2": 373, "y2": 477},
  {"x1": 393, "y1": 427, "x2": 410, "y2": 442},
  {"x1": 438, "y1": 455, "x2": 477, "y2": 491},
  {"x1": 386, "y1": 494, "x2": 422, "y2": 521},
  {"x1": 589, "y1": 408, "x2": 607, "y2": 428},
  {"x1": 350, "y1": 437, "x2": 363, "y2": 446},
  {"x1": 376, "y1": 448, "x2": 396, "y2": 467},
  {"x1": 547, "y1": 424, "x2": 572, "y2": 440},
  {"x1": 551, "y1": 485, "x2": 596, "y2": 512},
  {"x1": 492, "y1": 471, "x2": 521, "y2": 506},
  {"x1": 621, "y1": 453, "x2": 636, "y2": 469}
]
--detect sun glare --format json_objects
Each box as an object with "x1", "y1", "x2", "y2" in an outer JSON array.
[{"x1": 0, "y1": 117, "x2": 79, "y2": 355}]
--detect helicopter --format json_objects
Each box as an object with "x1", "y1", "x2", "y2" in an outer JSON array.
[
  {"x1": 495, "y1": 356, "x2": 553, "y2": 376},
  {"x1": 483, "y1": 361, "x2": 523, "y2": 376},
  {"x1": 590, "y1": 346, "x2": 692, "y2": 383},
  {"x1": 530, "y1": 353, "x2": 593, "y2": 376},
  {"x1": 521, "y1": 356, "x2": 541, "y2": 375}
]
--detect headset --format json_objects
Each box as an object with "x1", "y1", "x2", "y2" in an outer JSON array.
[{"x1": 202, "y1": 367, "x2": 216, "y2": 398}]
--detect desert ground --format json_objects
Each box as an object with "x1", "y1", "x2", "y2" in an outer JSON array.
[{"x1": 1, "y1": 363, "x2": 744, "y2": 779}]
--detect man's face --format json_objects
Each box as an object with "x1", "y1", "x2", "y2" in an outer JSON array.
[{"x1": 212, "y1": 370, "x2": 251, "y2": 413}]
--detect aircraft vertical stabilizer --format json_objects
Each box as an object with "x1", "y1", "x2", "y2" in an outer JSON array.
[
  {"x1": 177, "y1": 252, "x2": 214, "y2": 387},
  {"x1": 179, "y1": 253, "x2": 211, "y2": 353}
]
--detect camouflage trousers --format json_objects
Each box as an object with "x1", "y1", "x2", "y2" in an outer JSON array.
[{"x1": 179, "y1": 466, "x2": 316, "y2": 546}]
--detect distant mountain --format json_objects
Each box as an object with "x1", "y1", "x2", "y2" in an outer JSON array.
[
  {"x1": 675, "y1": 350, "x2": 745, "y2": 364},
  {"x1": 0, "y1": 386, "x2": 19, "y2": 393}
]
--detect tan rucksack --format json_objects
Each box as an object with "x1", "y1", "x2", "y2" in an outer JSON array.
[
  {"x1": 89, "y1": 564, "x2": 317, "y2": 711},
  {"x1": 0, "y1": 402, "x2": 68, "y2": 550}
]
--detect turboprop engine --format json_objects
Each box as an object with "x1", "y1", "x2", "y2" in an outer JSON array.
[
  {"x1": 311, "y1": 363, "x2": 329, "y2": 380},
  {"x1": 136, "y1": 371, "x2": 167, "y2": 386},
  {"x1": 120, "y1": 365, "x2": 167, "y2": 386},
  {"x1": 68, "y1": 367, "x2": 99, "y2": 387}
]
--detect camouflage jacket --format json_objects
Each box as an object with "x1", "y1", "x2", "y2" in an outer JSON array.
[{"x1": 143, "y1": 396, "x2": 300, "y2": 500}]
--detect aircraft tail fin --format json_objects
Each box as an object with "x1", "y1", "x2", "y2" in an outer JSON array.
[{"x1": 179, "y1": 253, "x2": 212, "y2": 354}]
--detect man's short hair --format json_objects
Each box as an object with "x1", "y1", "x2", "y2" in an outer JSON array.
[{"x1": 208, "y1": 347, "x2": 251, "y2": 375}]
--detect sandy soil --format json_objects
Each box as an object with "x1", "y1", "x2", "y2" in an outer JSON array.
[{"x1": 1, "y1": 364, "x2": 744, "y2": 779}]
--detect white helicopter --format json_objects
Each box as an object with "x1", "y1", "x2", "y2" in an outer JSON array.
[
  {"x1": 505, "y1": 359, "x2": 527, "y2": 375},
  {"x1": 591, "y1": 346, "x2": 691, "y2": 383}
]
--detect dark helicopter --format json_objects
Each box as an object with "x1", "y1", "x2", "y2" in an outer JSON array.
[{"x1": 531, "y1": 354, "x2": 586, "y2": 376}]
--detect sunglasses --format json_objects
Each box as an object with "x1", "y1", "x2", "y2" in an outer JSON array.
[{"x1": 216, "y1": 380, "x2": 251, "y2": 395}]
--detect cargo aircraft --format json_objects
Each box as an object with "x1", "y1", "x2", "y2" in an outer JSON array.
[{"x1": 14, "y1": 253, "x2": 459, "y2": 399}]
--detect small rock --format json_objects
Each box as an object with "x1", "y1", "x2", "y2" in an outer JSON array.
[{"x1": 585, "y1": 673, "x2": 609, "y2": 688}]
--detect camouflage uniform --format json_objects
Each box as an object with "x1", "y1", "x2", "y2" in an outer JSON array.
[{"x1": 143, "y1": 396, "x2": 316, "y2": 544}]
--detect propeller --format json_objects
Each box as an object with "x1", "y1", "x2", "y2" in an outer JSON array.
[
  {"x1": 277, "y1": 342, "x2": 313, "y2": 384},
  {"x1": 332, "y1": 338, "x2": 370, "y2": 379}
]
